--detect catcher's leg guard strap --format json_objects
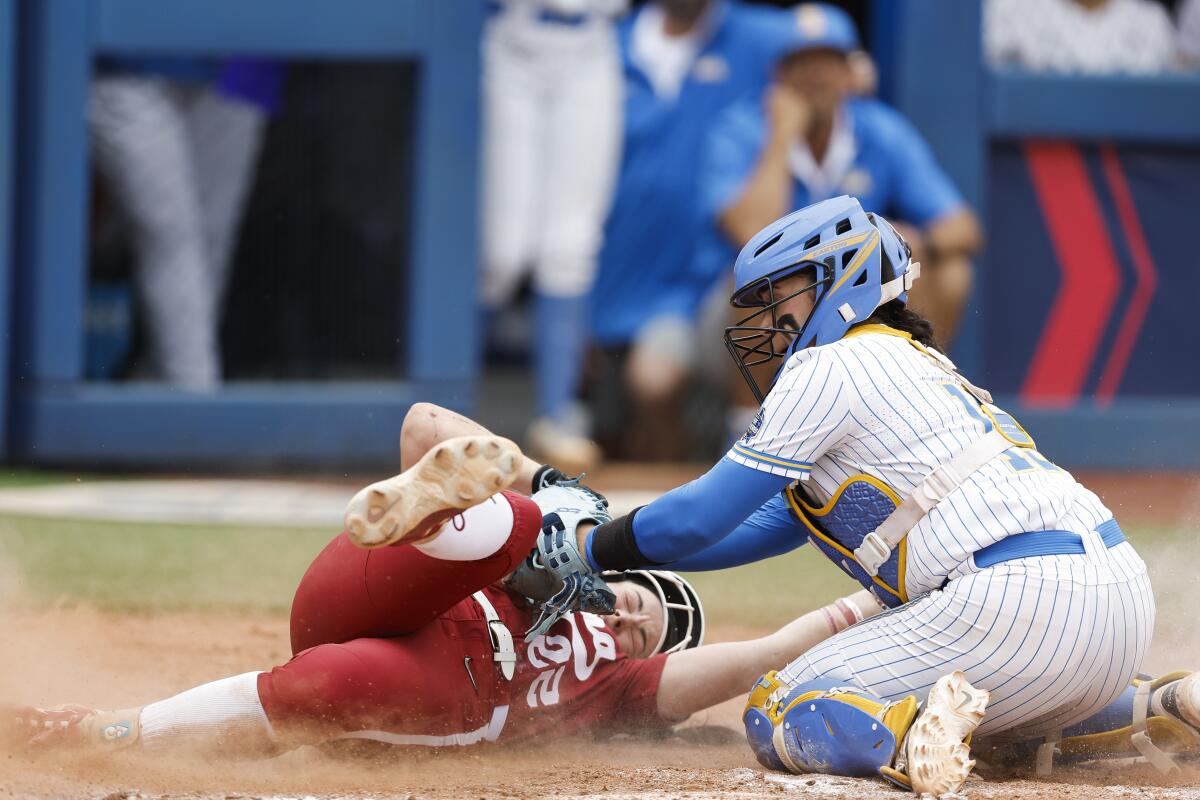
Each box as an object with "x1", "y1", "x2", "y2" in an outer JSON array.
[
  {"x1": 1056, "y1": 673, "x2": 1200, "y2": 773},
  {"x1": 743, "y1": 671, "x2": 794, "y2": 772}
]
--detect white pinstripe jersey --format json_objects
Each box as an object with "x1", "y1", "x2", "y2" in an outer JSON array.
[{"x1": 726, "y1": 324, "x2": 1114, "y2": 599}]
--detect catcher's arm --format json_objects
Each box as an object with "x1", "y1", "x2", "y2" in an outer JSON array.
[
  {"x1": 664, "y1": 493, "x2": 803, "y2": 572},
  {"x1": 654, "y1": 590, "x2": 881, "y2": 722}
]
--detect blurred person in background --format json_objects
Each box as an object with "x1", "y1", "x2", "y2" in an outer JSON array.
[
  {"x1": 705, "y1": 3, "x2": 980, "y2": 443},
  {"x1": 480, "y1": 0, "x2": 629, "y2": 474},
  {"x1": 985, "y1": 0, "x2": 1177, "y2": 74},
  {"x1": 587, "y1": 0, "x2": 785, "y2": 462},
  {"x1": 89, "y1": 59, "x2": 282, "y2": 391},
  {"x1": 1178, "y1": 0, "x2": 1200, "y2": 66}
]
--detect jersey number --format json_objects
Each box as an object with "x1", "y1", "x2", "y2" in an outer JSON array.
[
  {"x1": 1000, "y1": 449, "x2": 1059, "y2": 474},
  {"x1": 941, "y1": 383, "x2": 1060, "y2": 474},
  {"x1": 527, "y1": 666, "x2": 565, "y2": 709}
]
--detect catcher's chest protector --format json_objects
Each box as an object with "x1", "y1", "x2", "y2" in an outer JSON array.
[{"x1": 785, "y1": 477, "x2": 907, "y2": 608}]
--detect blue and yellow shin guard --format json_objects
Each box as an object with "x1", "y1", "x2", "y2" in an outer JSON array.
[
  {"x1": 1055, "y1": 672, "x2": 1200, "y2": 773},
  {"x1": 743, "y1": 671, "x2": 919, "y2": 784}
]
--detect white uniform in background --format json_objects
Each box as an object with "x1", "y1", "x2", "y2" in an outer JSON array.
[
  {"x1": 480, "y1": 0, "x2": 628, "y2": 306},
  {"x1": 984, "y1": 0, "x2": 1176, "y2": 75},
  {"x1": 90, "y1": 77, "x2": 265, "y2": 390},
  {"x1": 1178, "y1": 0, "x2": 1200, "y2": 65}
]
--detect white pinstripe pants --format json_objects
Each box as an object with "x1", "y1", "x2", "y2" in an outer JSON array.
[
  {"x1": 779, "y1": 543, "x2": 1155, "y2": 740},
  {"x1": 90, "y1": 76, "x2": 265, "y2": 389},
  {"x1": 480, "y1": 22, "x2": 622, "y2": 305}
]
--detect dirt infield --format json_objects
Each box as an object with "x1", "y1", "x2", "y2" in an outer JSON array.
[
  {"x1": 1, "y1": 466, "x2": 1197, "y2": 798},
  {"x1": 3, "y1": 606, "x2": 1198, "y2": 800}
]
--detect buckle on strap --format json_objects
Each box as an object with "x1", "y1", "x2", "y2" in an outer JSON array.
[
  {"x1": 854, "y1": 531, "x2": 891, "y2": 578},
  {"x1": 917, "y1": 466, "x2": 959, "y2": 510},
  {"x1": 488, "y1": 620, "x2": 516, "y2": 680},
  {"x1": 852, "y1": 430, "x2": 1014, "y2": 578},
  {"x1": 473, "y1": 591, "x2": 516, "y2": 682}
]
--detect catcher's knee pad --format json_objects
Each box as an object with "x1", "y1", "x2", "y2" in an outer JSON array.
[{"x1": 744, "y1": 672, "x2": 919, "y2": 779}]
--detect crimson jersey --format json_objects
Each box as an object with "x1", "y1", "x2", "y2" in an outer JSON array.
[
  {"x1": 483, "y1": 586, "x2": 669, "y2": 742},
  {"x1": 262, "y1": 500, "x2": 670, "y2": 750}
]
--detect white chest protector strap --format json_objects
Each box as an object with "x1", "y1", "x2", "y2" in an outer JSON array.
[
  {"x1": 854, "y1": 428, "x2": 1013, "y2": 577},
  {"x1": 473, "y1": 591, "x2": 516, "y2": 681}
]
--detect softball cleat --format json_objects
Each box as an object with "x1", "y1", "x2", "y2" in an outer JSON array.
[
  {"x1": 2, "y1": 703, "x2": 139, "y2": 750},
  {"x1": 1169, "y1": 671, "x2": 1200, "y2": 730},
  {"x1": 344, "y1": 435, "x2": 522, "y2": 548},
  {"x1": 905, "y1": 671, "x2": 990, "y2": 797}
]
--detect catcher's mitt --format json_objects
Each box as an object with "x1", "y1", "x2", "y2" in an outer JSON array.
[{"x1": 507, "y1": 479, "x2": 615, "y2": 640}]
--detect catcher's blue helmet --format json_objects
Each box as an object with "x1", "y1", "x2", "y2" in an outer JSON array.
[{"x1": 724, "y1": 196, "x2": 919, "y2": 401}]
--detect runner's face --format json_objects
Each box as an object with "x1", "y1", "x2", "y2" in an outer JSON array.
[{"x1": 603, "y1": 582, "x2": 665, "y2": 659}]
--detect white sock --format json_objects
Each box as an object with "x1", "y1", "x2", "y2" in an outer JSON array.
[
  {"x1": 412, "y1": 493, "x2": 515, "y2": 561},
  {"x1": 139, "y1": 671, "x2": 276, "y2": 754}
]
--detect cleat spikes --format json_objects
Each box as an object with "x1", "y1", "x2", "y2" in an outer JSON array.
[
  {"x1": 343, "y1": 435, "x2": 522, "y2": 549},
  {"x1": 906, "y1": 671, "x2": 989, "y2": 797}
]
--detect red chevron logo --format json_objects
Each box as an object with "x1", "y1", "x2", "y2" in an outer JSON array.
[
  {"x1": 1095, "y1": 146, "x2": 1158, "y2": 405},
  {"x1": 1020, "y1": 142, "x2": 1122, "y2": 408}
]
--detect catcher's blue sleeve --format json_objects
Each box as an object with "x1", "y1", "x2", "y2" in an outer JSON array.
[
  {"x1": 613, "y1": 456, "x2": 794, "y2": 565},
  {"x1": 664, "y1": 492, "x2": 804, "y2": 571}
]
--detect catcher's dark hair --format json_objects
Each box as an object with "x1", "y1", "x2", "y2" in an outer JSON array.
[{"x1": 857, "y1": 300, "x2": 941, "y2": 352}]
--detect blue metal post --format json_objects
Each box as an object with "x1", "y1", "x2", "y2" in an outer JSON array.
[
  {"x1": 0, "y1": 0, "x2": 14, "y2": 458},
  {"x1": 95, "y1": 0, "x2": 448, "y2": 56},
  {"x1": 9, "y1": 0, "x2": 485, "y2": 468},
  {"x1": 875, "y1": 0, "x2": 985, "y2": 376},
  {"x1": 14, "y1": 0, "x2": 91, "y2": 386},
  {"x1": 870, "y1": 0, "x2": 899, "y2": 104},
  {"x1": 404, "y1": 3, "x2": 485, "y2": 387}
]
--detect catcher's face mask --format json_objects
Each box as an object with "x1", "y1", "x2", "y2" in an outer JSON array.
[{"x1": 724, "y1": 265, "x2": 827, "y2": 404}]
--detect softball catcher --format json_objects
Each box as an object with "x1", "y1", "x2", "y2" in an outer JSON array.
[{"x1": 519, "y1": 195, "x2": 1199, "y2": 793}]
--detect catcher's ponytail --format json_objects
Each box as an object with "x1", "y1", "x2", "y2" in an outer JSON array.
[{"x1": 858, "y1": 300, "x2": 941, "y2": 352}]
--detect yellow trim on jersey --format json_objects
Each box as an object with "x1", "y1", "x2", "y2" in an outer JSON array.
[
  {"x1": 842, "y1": 324, "x2": 1035, "y2": 450},
  {"x1": 844, "y1": 323, "x2": 942, "y2": 365},
  {"x1": 825, "y1": 230, "x2": 881, "y2": 296},
  {"x1": 842, "y1": 323, "x2": 911, "y2": 342},
  {"x1": 731, "y1": 442, "x2": 814, "y2": 471},
  {"x1": 785, "y1": 484, "x2": 909, "y2": 604}
]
